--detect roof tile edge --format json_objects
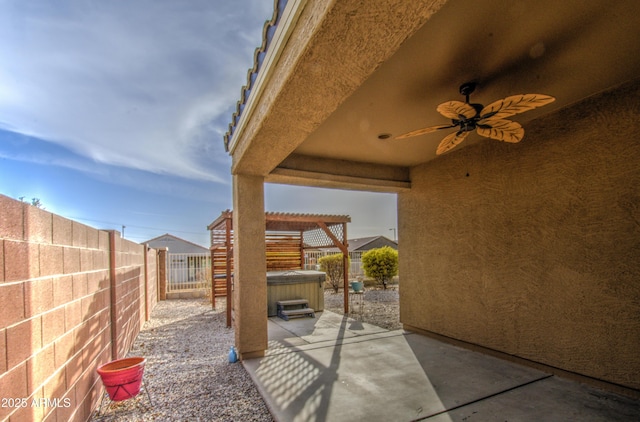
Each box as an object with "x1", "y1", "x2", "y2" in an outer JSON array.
[{"x1": 224, "y1": 0, "x2": 288, "y2": 152}]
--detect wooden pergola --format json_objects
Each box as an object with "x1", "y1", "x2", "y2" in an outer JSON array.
[{"x1": 207, "y1": 210, "x2": 351, "y2": 326}]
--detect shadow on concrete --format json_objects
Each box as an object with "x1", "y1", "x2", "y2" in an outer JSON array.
[
  {"x1": 243, "y1": 310, "x2": 640, "y2": 422},
  {"x1": 248, "y1": 313, "x2": 348, "y2": 421}
]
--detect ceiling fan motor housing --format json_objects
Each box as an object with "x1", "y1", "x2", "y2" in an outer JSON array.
[{"x1": 454, "y1": 103, "x2": 484, "y2": 132}]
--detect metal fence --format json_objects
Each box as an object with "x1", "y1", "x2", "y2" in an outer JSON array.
[
  {"x1": 304, "y1": 251, "x2": 364, "y2": 277},
  {"x1": 167, "y1": 251, "x2": 363, "y2": 293},
  {"x1": 167, "y1": 253, "x2": 211, "y2": 293}
]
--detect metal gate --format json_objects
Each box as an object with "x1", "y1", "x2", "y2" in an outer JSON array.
[{"x1": 167, "y1": 253, "x2": 211, "y2": 293}]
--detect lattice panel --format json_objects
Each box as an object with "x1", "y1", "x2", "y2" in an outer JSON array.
[{"x1": 303, "y1": 224, "x2": 344, "y2": 249}]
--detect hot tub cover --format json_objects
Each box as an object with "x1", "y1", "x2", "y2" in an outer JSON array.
[{"x1": 267, "y1": 270, "x2": 326, "y2": 284}]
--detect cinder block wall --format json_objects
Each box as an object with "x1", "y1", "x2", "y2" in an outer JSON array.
[
  {"x1": 145, "y1": 248, "x2": 158, "y2": 324},
  {"x1": 0, "y1": 194, "x2": 159, "y2": 421},
  {"x1": 110, "y1": 235, "x2": 145, "y2": 360},
  {"x1": 398, "y1": 79, "x2": 640, "y2": 392}
]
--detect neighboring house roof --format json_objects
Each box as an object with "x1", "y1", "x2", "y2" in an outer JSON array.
[
  {"x1": 348, "y1": 236, "x2": 398, "y2": 251},
  {"x1": 144, "y1": 233, "x2": 209, "y2": 254},
  {"x1": 321, "y1": 235, "x2": 398, "y2": 252}
]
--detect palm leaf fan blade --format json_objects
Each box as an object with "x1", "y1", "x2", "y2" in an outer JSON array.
[
  {"x1": 436, "y1": 131, "x2": 469, "y2": 155},
  {"x1": 480, "y1": 94, "x2": 555, "y2": 120},
  {"x1": 395, "y1": 124, "x2": 456, "y2": 139},
  {"x1": 477, "y1": 120, "x2": 524, "y2": 143},
  {"x1": 437, "y1": 101, "x2": 477, "y2": 119}
]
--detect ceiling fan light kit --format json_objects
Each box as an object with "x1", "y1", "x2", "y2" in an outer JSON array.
[{"x1": 396, "y1": 83, "x2": 555, "y2": 155}]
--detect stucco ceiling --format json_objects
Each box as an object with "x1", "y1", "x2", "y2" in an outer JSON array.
[
  {"x1": 230, "y1": 0, "x2": 640, "y2": 191},
  {"x1": 290, "y1": 0, "x2": 640, "y2": 167}
]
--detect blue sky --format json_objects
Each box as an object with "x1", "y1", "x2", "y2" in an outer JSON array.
[{"x1": 0, "y1": 0, "x2": 397, "y2": 247}]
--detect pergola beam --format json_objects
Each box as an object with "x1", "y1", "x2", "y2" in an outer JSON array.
[
  {"x1": 316, "y1": 221, "x2": 348, "y2": 255},
  {"x1": 208, "y1": 210, "x2": 352, "y2": 327}
]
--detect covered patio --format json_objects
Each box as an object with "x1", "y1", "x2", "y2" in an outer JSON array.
[
  {"x1": 243, "y1": 311, "x2": 640, "y2": 421},
  {"x1": 222, "y1": 0, "x2": 640, "y2": 398}
]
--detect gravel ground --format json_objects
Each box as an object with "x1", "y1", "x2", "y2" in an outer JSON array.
[
  {"x1": 92, "y1": 288, "x2": 400, "y2": 420},
  {"x1": 323, "y1": 286, "x2": 401, "y2": 330},
  {"x1": 92, "y1": 298, "x2": 274, "y2": 422}
]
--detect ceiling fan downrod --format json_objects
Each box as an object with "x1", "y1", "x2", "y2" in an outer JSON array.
[{"x1": 459, "y1": 82, "x2": 476, "y2": 104}]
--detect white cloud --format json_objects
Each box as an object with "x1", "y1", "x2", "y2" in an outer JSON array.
[{"x1": 0, "y1": 0, "x2": 271, "y2": 182}]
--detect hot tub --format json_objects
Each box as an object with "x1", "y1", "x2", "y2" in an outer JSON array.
[{"x1": 266, "y1": 270, "x2": 326, "y2": 316}]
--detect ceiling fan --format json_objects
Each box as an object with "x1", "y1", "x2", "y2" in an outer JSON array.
[{"x1": 395, "y1": 82, "x2": 555, "y2": 155}]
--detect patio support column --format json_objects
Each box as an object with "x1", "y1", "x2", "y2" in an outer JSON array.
[{"x1": 232, "y1": 174, "x2": 267, "y2": 359}]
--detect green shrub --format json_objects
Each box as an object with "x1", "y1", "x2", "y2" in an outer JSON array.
[
  {"x1": 362, "y1": 246, "x2": 398, "y2": 290},
  {"x1": 319, "y1": 253, "x2": 349, "y2": 293}
]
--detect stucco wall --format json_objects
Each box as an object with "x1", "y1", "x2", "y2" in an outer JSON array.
[{"x1": 398, "y1": 79, "x2": 640, "y2": 391}]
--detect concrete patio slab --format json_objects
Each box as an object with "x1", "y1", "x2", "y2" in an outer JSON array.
[
  {"x1": 427, "y1": 375, "x2": 640, "y2": 422},
  {"x1": 243, "y1": 311, "x2": 640, "y2": 421},
  {"x1": 266, "y1": 309, "x2": 388, "y2": 349}
]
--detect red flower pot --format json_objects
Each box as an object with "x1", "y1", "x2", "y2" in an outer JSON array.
[{"x1": 97, "y1": 357, "x2": 146, "y2": 402}]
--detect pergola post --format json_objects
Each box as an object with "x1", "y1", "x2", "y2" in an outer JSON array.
[
  {"x1": 225, "y1": 215, "x2": 232, "y2": 326},
  {"x1": 316, "y1": 221, "x2": 350, "y2": 314},
  {"x1": 342, "y1": 222, "x2": 349, "y2": 314},
  {"x1": 232, "y1": 174, "x2": 267, "y2": 359}
]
